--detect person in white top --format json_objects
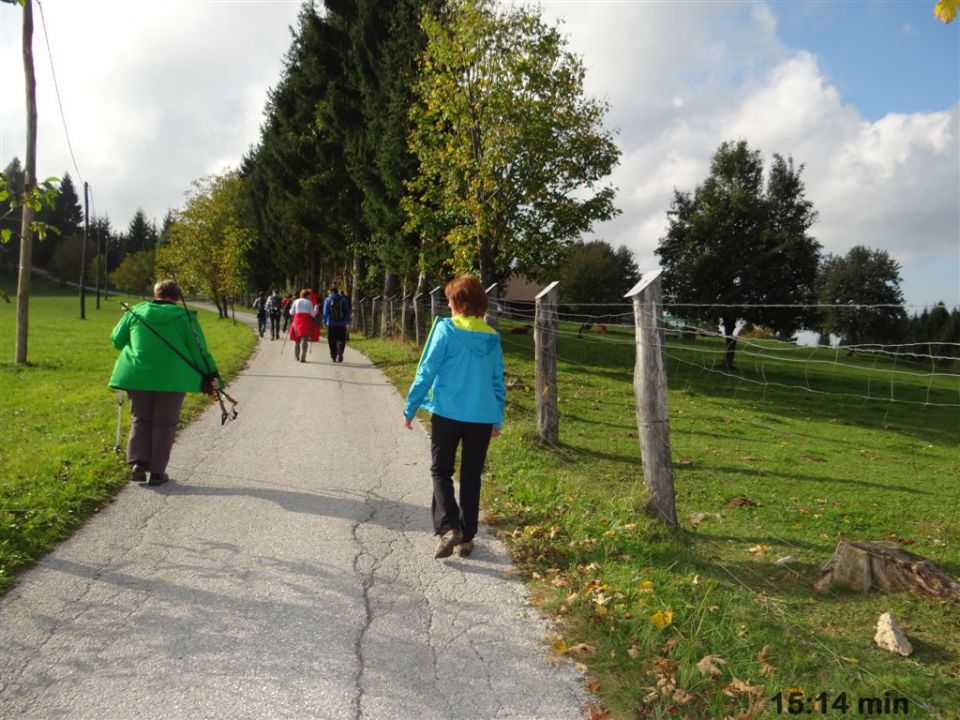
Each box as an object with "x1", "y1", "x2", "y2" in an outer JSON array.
[{"x1": 287, "y1": 289, "x2": 318, "y2": 362}]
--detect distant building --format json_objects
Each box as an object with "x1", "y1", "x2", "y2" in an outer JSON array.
[{"x1": 502, "y1": 274, "x2": 541, "y2": 301}]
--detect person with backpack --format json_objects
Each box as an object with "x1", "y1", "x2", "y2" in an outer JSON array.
[
  {"x1": 252, "y1": 292, "x2": 268, "y2": 338},
  {"x1": 266, "y1": 289, "x2": 283, "y2": 340},
  {"x1": 109, "y1": 279, "x2": 221, "y2": 486},
  {"x1": 402, "y1": 275, "x2": 505, "y2": 559},
  {"x1": 281, "y1": 292, "x2": 295, "y2": 333},
  {"x1": 322, "y1": 286, "x2": 351, "y2": 363}
]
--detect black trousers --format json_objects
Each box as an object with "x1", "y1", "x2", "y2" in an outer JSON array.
[
  {"x1": 269, "y1": 313, "x2": 281, "y2": 339},
  {"x1": 430, "y1": 414, "x2": 493, "y2": 542},
  {"x1": 327, "y1": 325, "x2": 347, "y2": 360}
]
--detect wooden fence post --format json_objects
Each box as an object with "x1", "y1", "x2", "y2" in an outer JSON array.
[
  {"x1": 626, "y1": 270, "x2": 676, "y2": 526},
  {"x1": 371, "y1": 296, "x2": 381, "y2": 338},
  {"x1": 535, "y1": 281, "x2": 560, "y2": 445},
  {"x1": 357, "y1": 297, "x2": 366, "y2": 335},
  {"x1": 414, "y1": 293, "x2": 424, "y2": 346},
  {"x1": 400, "y1": 293, "x2": 412, "y2": 342},
  {"x1": 485, "y1": 283, "x2": 499, "y2": 331},
  {"x1": 430, "y1": 286, "x2": 443, "y2": 324}
]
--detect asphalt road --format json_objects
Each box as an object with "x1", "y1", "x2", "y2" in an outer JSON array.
[{"x1": 0, "y1": 312, "x2": 588, "y2": 720}]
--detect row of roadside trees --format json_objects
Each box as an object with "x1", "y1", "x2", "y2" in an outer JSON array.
[
  {"x1": 4, "y1": 0, "x2": 954, "y2": 365},
  {"x1": 1, "y1": 158, "x2": 173, "y2": 298}
]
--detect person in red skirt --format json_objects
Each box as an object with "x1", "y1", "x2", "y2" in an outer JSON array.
[{"x1": 288, "y1": 289, "x2": 319, "y2": 362}]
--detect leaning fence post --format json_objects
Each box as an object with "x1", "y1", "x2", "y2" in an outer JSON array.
[
  {"x1": 430, "y1": 286, "x2": 443, "y2": 324},
  {"x1": 357, "y1": 297, "x2": 366, "y2": 335},
  {"x1": 400, "y1": 293, "x2": 412, "y2": 342},
  {"x1": 535, "y1": 281, "x2": 560, "y2": 445},
  {"x1": 485, "y1": 283, "x2": 499, "y2": 331},
  {"x1": 371, "y1": 296, "x2": 381, "y2": 338},
  {"x1": 626, "y1": 270, "x2": 676, "y2": 526}
]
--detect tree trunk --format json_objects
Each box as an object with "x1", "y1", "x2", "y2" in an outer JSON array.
[
  {"x1": 381, "y1": 269, "x2": 397, "y2": 336},
  {"x1": 722, "y1": 315, "x2": 737, "y2": 370},
  {"x1": 478, "y1": 241, "x2": 495, "y2": 290},
  {"x1": 15, "y1": 0, "x2": 37, "y2": 365},
  {"x1": 350, "y1": 253, "x2": 361, "y2": 332},
  {"x1": 814, "y1": 541, "x2": 960, "y2": 603},
  {"x1": 414, "y1": 270, "x2": 427, "y2": 346}
]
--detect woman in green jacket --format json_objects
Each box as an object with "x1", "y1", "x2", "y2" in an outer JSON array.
[{"x1": 109, "y1": 280, "x2": 220, "y2": 486}]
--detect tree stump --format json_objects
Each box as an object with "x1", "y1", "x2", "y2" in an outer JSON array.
[{"x1": 814, "y1": 541, "x2": 960, "y2": 603}]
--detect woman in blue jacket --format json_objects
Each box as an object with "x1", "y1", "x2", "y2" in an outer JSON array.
[{"x1": 404, "y1": 275, "x2": 506, "y2": 559}]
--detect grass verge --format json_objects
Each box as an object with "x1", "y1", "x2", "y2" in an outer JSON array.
[
  {"x1": 0, "y1": 275, "x2": 256, "y2": 594},
  {"x1": 353, "y1": 320, "x2": 959, "y2": 720}
]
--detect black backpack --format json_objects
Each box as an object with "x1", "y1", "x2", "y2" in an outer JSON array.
[{"x1": 329, "y1": 296, "x2": 346, "y2": 322}]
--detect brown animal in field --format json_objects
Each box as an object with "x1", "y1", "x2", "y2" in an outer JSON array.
[
  {"x1": 510, "y1": 325, "x2": 531, "y2": 334},
  {"x1": 594, "y1": 324, "x2": 607, "y2": 334}
]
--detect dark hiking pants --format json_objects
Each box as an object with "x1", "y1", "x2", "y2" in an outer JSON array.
[
  {"x1": 430, "y1": 414, "x2": 493, "y2": 542},
  {"x1": 127, "y1": 390, "x2": 186, "y2": 476},
  {"x1": 327, "y1": 326, "x2": 347, "y2": 361}
]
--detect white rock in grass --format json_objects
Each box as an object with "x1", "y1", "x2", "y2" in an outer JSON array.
[
  {"x1": 874, "y1": 612, "x2": 913, "y2": 656},
  {"x1": 775, "y1": 555, "x2": 798, "y2": 566}
]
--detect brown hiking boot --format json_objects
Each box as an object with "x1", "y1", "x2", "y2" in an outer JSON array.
[
  {"x1": 457, "y1": 540, "x2": 475, "y2": 557},
  {"x1": 434, "y1": 530, "x2": 462, "y2": 559}
]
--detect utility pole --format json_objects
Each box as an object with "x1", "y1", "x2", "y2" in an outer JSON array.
[
  {"x1": 95, "y1": 215, "x2": 101, "y2": 309},
  {"x1": 79, "y1": 181, "x2": 88, "y2": 318},
  {"x1": 14, "y1": 0, "x2": 37, "y2": 364}
]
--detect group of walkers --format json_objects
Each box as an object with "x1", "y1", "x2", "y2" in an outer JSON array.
[
  {"x1": 108, "y1": 274, "x2": 504, "y2": 560},
  {"x1": 253, "y1": 287, "x2": 351, "y2": 363}
]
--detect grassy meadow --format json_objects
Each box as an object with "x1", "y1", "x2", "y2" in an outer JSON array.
[
  {"x1": 0, "y1": 275, "x2": 256, "y2": 593},
  {"x1": 353, "y1": 317, "x2": 960, "y2": 719}
]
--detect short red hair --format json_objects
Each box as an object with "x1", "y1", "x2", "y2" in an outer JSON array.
[{"x1": 445, "y1": 275, "x2": 488, "y2": 317}]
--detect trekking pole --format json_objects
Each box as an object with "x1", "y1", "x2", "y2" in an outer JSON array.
[
  {"x1": 177, "y1": 298, "x2": 239, "y2": 424},
  {"x1": 114, "y1": 390, "x2": 124, "y2": 452}
]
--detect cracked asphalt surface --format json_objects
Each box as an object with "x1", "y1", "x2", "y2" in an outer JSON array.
[{"x1": 0, "y1": 314, "x2": 588, "y2": 720}]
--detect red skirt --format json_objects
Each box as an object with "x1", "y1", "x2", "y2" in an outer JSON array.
[{"x1": 289, "y1": 313, "x2": 320, "y2": 342}]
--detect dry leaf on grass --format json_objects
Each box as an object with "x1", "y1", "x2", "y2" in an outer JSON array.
[
  {"x1": 747, "y1": 544, "x2": 770, "y2": 555},
  {"x1": 566, "y1": 643, "x2": 597, "y2": 660},
  {"x1": 583, "y1": 701, "x2": 611, "y2": 720},
  {"x1": 697, "y1": 654, "x2": 727, "y2": 679},
  {"x1": 757, "y1": 645, "x2": 775, "y2": 677}
]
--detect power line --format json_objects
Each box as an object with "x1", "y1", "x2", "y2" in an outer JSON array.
[{"x1": 35, "y1": 0, "x2": 83, "y2": 185}]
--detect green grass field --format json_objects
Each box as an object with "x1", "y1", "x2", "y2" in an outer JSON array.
[
  {"x1": 353, "y1": 318, "x2": 960, "y2": 719},
  {"x1": 0, "y1": 275, "x2": 256, "y2": 593}
]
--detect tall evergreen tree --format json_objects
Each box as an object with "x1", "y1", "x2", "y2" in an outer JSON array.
[
  {"x1": 33, "y1": 171, "x2": 82, "y2": 266},
  {"x1": 124, "y1": 209, "x2": 158, "y2": 255},
  {"x1": 0, "y1": 158, "x2": 25, "y2": 272}
]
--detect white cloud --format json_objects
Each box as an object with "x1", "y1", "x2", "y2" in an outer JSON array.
[
  {"x1": 538, "y1": 1, "x2": 959, "y2": 306},
  {"x1": 1, "y1": 0, "x2": 301, "y2": 228},
  {"x1": 2, "y1": 1, "x2": 956, "y2": 305}
]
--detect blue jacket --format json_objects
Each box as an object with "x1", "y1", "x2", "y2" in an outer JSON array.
[
  {"x1": 322, "y1": 293, "x2": 351, "y2": 327},
  {"x1": 404, "y1": 317, "x2": 506, "y2": 428}
]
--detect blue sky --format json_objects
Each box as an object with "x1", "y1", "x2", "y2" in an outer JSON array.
[
  {"x1": 774, "y1": 0, "x2": 959, "y2": 121},
  {"x1": 1, "y1": 0, "x2": 958, "y2": 308}
]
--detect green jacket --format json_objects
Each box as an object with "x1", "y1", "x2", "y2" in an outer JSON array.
[{"x1": 109, "y1": 301, "x2": 220, "y2": 393}]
